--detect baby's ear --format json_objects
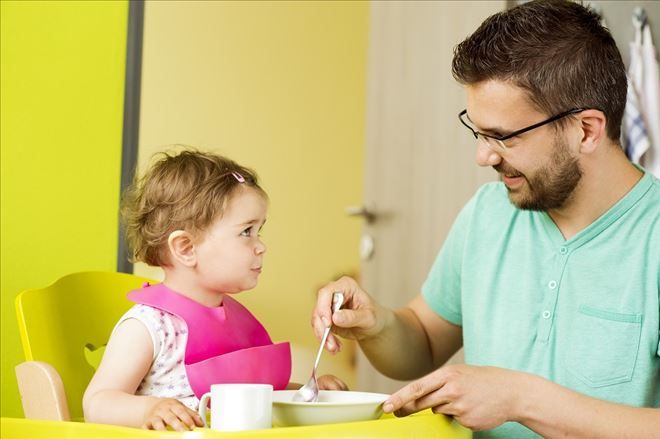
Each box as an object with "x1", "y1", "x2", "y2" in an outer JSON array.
[{"x1": 167, "y1": 230, "x2": 196, "y2": 267}]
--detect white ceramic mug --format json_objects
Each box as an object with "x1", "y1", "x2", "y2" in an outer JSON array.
[{"x1": 197, "y1": 383, "x2": 273, "y2": 431}]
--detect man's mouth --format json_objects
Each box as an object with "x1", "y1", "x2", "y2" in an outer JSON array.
[
  {"x1": 501, "y1": 173, "x2": 525, "y2": 188},
  {"x1": 503, "y1": 173, "x2": 523, "y2": 178},
  {"x1": 494, "y1": 163, "x2": 525, "y2": 185},
  {"x1": 494, "y1": 163, "x2": 521, "y2": 177}
]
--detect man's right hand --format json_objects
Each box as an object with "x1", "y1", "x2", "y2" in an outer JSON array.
[{"x1": 312, "y1": 276, "x2": 390, "y2": 353}]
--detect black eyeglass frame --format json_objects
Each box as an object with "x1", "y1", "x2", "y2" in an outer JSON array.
[{"x1": 458, "y1": 107, "x2": 587, "y2": 145}]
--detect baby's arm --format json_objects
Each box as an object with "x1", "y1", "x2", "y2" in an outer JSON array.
[
  {"x1": 286, "y1": 374, "x2": 348, "y2": 391},
  {"x1": 83, "y1": 318, "x2": 202, "y2": 431},
  {"x1": 317, "y1": 374, "x2": 349, "y2": 391}
]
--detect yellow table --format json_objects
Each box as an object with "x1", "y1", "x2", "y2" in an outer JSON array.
[{"x1": 1, "y1": 412, "x2": 471, "y2": 438}]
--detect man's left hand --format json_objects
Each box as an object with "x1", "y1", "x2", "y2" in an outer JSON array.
[{"x1": 383, "y1": 364, "x2": 526, "y2": 431}]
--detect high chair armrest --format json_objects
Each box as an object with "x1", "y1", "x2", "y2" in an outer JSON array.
[{"x1": 15, "y1": 361, "x2": 71, "y2": 421}]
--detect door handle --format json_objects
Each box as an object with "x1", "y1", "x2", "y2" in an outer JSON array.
[
  {"x1": 346, "y1": 206, "x2": 376, "y2": 260},
  {"x1": 345, "y1": 206, "x2": 376, "y2": 223}
]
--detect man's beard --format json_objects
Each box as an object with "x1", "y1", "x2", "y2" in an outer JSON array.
[{"x1": 495, "y1": 136, "x2": 583, "y2": 211}]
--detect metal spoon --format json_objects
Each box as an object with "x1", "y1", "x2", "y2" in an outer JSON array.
[{"x1": 292, "y1": 291, "x2": 344, "y2": 403}]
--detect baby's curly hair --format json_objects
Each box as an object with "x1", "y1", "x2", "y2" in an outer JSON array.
[{"x1": 120, "y1": 149, "x2": 266, "y2": 267}]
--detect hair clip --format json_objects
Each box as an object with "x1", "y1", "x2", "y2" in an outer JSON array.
[{"x1": 231, "y1": 171, "x2": 246, "y2": 183}]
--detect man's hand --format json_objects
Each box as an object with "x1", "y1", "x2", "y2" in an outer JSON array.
[
  {"x1": 142, "y1": 398, "x2": 204, "y2": 431},
  {"x1": 383, "y1": 364, "x2": 524, "y2": 431},
  {"x1": 312, "y1": 276, "x2": 390, "y2": 353}
]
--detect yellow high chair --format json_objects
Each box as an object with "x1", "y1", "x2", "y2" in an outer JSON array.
[
  {"x1": 15, "y1": 271, "x2": 153, "y2": 421},
  {"x1": 9, "y1": 271, "x2": 472, "y2": 439}
]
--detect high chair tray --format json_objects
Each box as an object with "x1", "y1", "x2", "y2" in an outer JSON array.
[{"x1": 2, "y1": 411, "x2": 471, "y2": 439}]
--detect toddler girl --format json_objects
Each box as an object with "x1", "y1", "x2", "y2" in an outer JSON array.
[{"x1": 83, "y1": 150, "x2": 346, "y2": 431}]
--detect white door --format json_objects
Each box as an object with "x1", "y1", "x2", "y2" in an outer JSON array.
[{"x1": 356, "y1": 1, "x2": 503, "y2": 394}]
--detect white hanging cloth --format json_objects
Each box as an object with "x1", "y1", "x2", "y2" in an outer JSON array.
[
  {"x1": 624, "y1": 8, "x2": 660, "y2": 177},
  {"x1": 639, "y1": 15, "x2": 660, "y2": 176},
  {"x1": 623, "y1": 8, "x2": 649, "y2": 164},
  {"x1": 624, "y1": 76, "x2": 649, "y2": 163},
  {"x1": 624, "y1": 12, "x2": 650, "y2": 164}
]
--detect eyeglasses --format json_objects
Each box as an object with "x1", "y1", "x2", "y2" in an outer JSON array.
[{"x1": 458, "y1": 108, "x2": 586, "y2": 151}]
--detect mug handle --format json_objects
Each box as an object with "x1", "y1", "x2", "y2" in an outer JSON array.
[{"x1": 197, "y1": 392, "x2": 211, "y2": 428}]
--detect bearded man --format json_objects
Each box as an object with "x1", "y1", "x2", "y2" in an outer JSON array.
[{"x1": 312, "y1": 1, "x2": 659, "y2": 438}]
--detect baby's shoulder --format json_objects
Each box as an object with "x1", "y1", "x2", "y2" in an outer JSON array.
[
  {"x1": 120, "y1": 304, "x2": 184, "y2": 332},
  {"x1": 121, "y1": 303, "x2": 164, "y2": 322},
  {"x1": 116, "y1": 304, "x2": 188, "y2": 354}
]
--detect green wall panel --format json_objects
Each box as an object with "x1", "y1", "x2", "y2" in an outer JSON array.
[{"x1": 1, "y1": 0, "x2": 128, "y2": 417}]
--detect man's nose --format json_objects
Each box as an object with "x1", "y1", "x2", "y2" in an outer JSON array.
[{"x1": 476, "y1": 141, "x2": 502, "y2": 167}]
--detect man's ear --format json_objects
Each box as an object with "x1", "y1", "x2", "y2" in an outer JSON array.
[
  {"x1": 578, "y1": 109, "x2": 607, "y2": 154},
  {"x1": 167, "y1": 230, "x2": 196, "y2": 267}
]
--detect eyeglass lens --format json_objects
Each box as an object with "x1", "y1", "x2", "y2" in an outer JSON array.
[{"x1": 477, "y1": 134, "x2": 506, "y2": 151}]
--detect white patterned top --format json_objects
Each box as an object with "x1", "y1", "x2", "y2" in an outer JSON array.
[{"x1": 113, "y1": 304, "x2": 199, "y2": 410}]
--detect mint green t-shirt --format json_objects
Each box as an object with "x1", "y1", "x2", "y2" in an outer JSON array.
[{"x1": 422, "y1": 171, "x2": 659, "y2": 438}]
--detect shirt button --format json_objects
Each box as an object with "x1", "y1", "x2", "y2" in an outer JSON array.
[
  {"x1": 559, "y1": 247, "x2": 568, "y2": 255},
  {"x1": 542, "y1": 310, "x2": 551, "y2": 319},
  {"x1": 548, "y1": 280, "x2": 557, "y2": 289}
]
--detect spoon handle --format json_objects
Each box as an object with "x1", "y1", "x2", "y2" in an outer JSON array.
[
  {"x1": 312, "y1": 292, "x2": 345, "y2": 370},
  {"x1": 313, "y1": 327, "x2": 332, "y2": 370}
]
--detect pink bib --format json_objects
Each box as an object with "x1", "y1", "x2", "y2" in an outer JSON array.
[{"x1": 127, "y1": 283, "x2": 291, "y2": 398}]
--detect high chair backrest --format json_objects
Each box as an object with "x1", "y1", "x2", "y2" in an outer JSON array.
[{"x1": 15, "y1": 271, "x2": 153, "y2": 421}]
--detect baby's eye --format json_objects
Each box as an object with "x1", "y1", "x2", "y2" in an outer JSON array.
[{"x1": 240, "y1": 227, "x2": 252, "y2": 237}]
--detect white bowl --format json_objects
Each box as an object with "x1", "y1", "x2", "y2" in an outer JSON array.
[{"x1": 272, "y1": 390, "x2": 389, "y2": 427}]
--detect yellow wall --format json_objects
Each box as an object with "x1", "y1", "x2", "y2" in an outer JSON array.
[
  {"x1": 0, "y1": 0, "x2": 368, "y2": 416},
  {"x1": 0, "y1": 1, "x2": 128, "y2": 417},
  {"x1": 135, "y1": 1, "x2": 368, "y2": 386}
]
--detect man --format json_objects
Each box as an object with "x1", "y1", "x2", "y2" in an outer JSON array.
[{"x1": 312, "y1": 1, "x2": 659, "y2": 437}]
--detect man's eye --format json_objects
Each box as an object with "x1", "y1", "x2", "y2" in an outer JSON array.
[{"x1": 502, "y1": 136, "x2": 518, "y2": 147}]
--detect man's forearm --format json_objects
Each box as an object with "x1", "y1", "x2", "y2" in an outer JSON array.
[
  {"x1": 516, "y1": 373, "x2": 660, "y2": 438},
  {"x1": 358, "y1": 307, "x2": 436, "y2": 380}
]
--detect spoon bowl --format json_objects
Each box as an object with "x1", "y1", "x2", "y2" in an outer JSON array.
[{"x1": 292, "y1": 292, "x2": 344, "y2": 403}]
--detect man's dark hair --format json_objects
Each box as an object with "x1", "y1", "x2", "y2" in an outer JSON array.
[{"x1": 452, "y1": 0, "x2": 627, "y2": 141}]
